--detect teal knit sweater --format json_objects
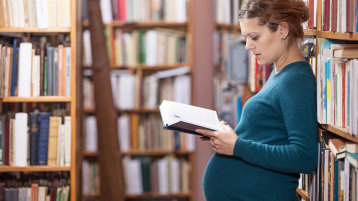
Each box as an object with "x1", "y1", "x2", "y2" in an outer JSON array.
[{"x1": 202, "y1": 61, "x2": 318, "y2": 201}]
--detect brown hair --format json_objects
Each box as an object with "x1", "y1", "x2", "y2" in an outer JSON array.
[{"x1": 238, "y1": 0, "x2": 309, "y2": 40}]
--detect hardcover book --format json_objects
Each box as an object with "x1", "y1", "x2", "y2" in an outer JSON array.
[{"x1": 159, "y1": 100, "x2": 221, "y2": 135}]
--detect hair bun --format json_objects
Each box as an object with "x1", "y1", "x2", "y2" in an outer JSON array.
[{"x1": 292, "y1": 0, "x2": 310, "y2": 22}]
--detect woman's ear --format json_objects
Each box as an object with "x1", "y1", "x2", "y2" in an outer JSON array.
[{"x1": 279, "y1": 22, "x2": 289, "y2": 40}]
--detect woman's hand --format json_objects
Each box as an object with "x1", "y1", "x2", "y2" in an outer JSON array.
[{"x1": 196, "y1": 121, "x2": 238, "y2": 155}]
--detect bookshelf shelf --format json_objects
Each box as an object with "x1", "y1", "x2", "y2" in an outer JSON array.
[
  {"x1": 82, "y1": 194, "x2": 100, "y2": 199},
  {"x1": 317, "y1": 31, "x2": 358, "y2": 41},
  {"x1": 83, "y1": 150, "x2": 193, "y2": 158},
  {"x1": 82, "y1": 151, "x2": 98, "y2": 157},
  {"x1": 83, "y1": 108, "x2": 160, "y2": 114},
  {"x1": 215, "y1": 23, "x2": 240, "y2": 31},
  {"x1": 110, "y1": 21, "x2": 188, "y2": 28},
  {"x1": 1, "y1": 96, "x2": 72, "y2": 102},
  {"x1": 304, "y1": 29, "x2": 317, "y2": 36},
  {"x1": 121, "y1": 150, "x2": 193, "y2": 156},
  {"x1": 83, "y1": 64, "x2": 189, "y2": 71},
  {"x1": 296, "y1": 188, "x2": 310, "y2": 201},
  {"x1": 83, "y1": 20, "x2": 188, "y2": 28},
  {"x1": 126, "y1": 193, "x2": 191, "y2": 199},
  {"x1": 0, "y1": 166, "x2": 71, "y2": 172},
  {"x1": 319, "y1": 124, "x2": 358, "y2": 143},
  {"x1": 0, "y1": 27, "x2": 71, "y2": 33}
]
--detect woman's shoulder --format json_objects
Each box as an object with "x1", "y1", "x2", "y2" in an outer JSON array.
[
  {"x1": 276, "y1": 61, "x2": 316, "y2": 93},
  {"x1": 280, "y1": 61, "x2": 315, "y2": 82}
]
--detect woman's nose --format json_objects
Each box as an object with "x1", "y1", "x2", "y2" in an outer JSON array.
[{"x1": 245, "y1": 40, "x2": 254, "y2": 50}]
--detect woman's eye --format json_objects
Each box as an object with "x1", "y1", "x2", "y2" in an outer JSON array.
[{"x1": 252, "y1": 36, "x2": 259, "y2": 41}]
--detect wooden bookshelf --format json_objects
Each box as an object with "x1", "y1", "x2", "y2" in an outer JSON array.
[
  {"x1": 82, "y1": 151, "x2": 98, "y2": 157},
  {"x1": 83, "y1": 20, "x2": 188, "y2": 28},
  {"x1": 82, "y1": 194, "x2": 100, "y2": 199},
  {"x1": 0, "y1": 27, "x2": 71, "y2": 33},
  {"x1": 83, "y1": 64, "x2": 190, "y2": 70},
  {"x1": 126, "y1": 193, "x2": 191, "y2": 199},
  {"x1": 0, "y1": 166, "x2": 71, "y2": 172},
  {"x1": 83, "y1": 108, "x2": 160, "y2": 114},
  {"x1": 0, "y1": 1, "x2": 78, "y2": 201},
  {"x1": 317, "y1": 31, "x2": 358, "y2": 41},
  {"x1": 110, "y1": 21, "x2": 188, "y2": 28},
  {"x1": 121, "y1": 150, "x2": 193, "y2": 156},
  {"x1": 296, "y1": 188, "x2": 310, "y2": 201},
  {"x1": 319, "y1": 124, "x2": 358, "y2": 143},
  {"x1": 215, "y1": 23, "x2": 240, "y2": 31},
  {"x1": 79, "y1": 1, "x2": 195, "y2": 201},
  {"x1": 83, "y1": 150, "x2": 193, "y2": 158},
  {"x1": 1, "y1": 96, "x2": 72, "y2": 102},
  {"x1": 304, "y1": 29, "x2": 317, "y2": 36}
]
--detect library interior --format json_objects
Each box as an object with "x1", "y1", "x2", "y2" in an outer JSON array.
[{"x1": 0, "y1": 0, "x2": 358, "y2": 201}]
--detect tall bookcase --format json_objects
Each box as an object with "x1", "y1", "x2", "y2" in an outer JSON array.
[
  {"x1": 79, "y1": 0, "x2": 195, "y2": 201},
  {"x1": 296, "y1": 0, "x2": 358, "y2": 200},
  {"x1": 0, "y1": 0, "x2": 78, "y2": 201}
]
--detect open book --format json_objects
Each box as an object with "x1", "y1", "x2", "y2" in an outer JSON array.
[{"x1": 159, "y1": 100, "x2": 222, "y2": 135}]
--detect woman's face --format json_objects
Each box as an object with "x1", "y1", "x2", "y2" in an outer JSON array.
[{"x1": 240, "y1": 18, "x2": 287, "y2": 66}]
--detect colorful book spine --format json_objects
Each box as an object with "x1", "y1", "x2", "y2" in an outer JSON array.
[{"x1": 38, "y1": 112, "x2": 50, "y2": 165}]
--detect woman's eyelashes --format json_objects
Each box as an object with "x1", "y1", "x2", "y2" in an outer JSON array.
[{"x1": 252, "y1": 36, "x2": 259, "y2": 41}]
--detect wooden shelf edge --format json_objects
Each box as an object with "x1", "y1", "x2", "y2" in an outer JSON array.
[
  {"x1": 83, "y1": 108, "x2": 160, "y2": 113},
  {"x1": 215, "y1": 23, "x2": 240, "y2": 30},
  {"x1": 83, "y1": 20, "x2": 187, "y2": 28},
  {"x1": 1, "y1": 96, "x2": 72, "y2": 102},
  {"x1": 82, "y1": 64, "x2": 190, "y2": 71},
  {"x1": 83, "y1": 193, "x2": 192, "y2": 199},
  {"x1": 319, "y1": 124, "x2": 358, "y2": 143},
  {"x1": 304, "y1": 29, "x2": 317, "y2": 36},
  {"x1": 82, "y1": 194, "x2": 100, "y2": 199},
  {"x1": 0, "y1": 27, "x2": 71, "y2": 33},
  {"x1": 83, "y1": 150, "x2": 193, "y2": 157},
  {"x1": 296, "y1": 188, "x2": 310, "y2": 201},
  {"x1": 126, "y1": 192, "x2": 191, "y2": 199},
  {"x1": 121, "y1": 150, "x2": 194, "y2": 156},
  {"x1": 317, "y1": 31, "x2": 358, "y2": 41},
  {"x1": 0, "y1": 166, "x2": 71, "y2": 172}
]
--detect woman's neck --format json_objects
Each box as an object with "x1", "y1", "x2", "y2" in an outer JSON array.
[{"x1": 274, "y1": 42, "x2": 306, "y2": 74}]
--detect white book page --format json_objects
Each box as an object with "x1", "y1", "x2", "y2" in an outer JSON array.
[{"x1": 160, "y1": 100, "x2": 221, "y2": 131}]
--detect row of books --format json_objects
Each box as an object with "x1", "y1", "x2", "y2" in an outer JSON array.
[
  {"x1": 316, "y1": 40, "x2": 358, "y2": 135},
  {"x1": 82, "y1": 160, "x2": 99, "y2": 196},
  {"x1": 122, "y1": 155, "x2": 191, "y2": 195},
  {"x1": 83, "y1": 114, "x2": 195, "y2": 153},
  {"x1": 0, "y1": 183, "x2": 70, "y2": 201},
  {"x1": 213, "y1": 78, "x2": 243, "y2": 127},
  {"x1": 321, "y1": 0, "x2": 358, "y2": 33},
  {"x1": 83, "y1": 67, "x2": 191, "y2": 110},
  {"x1": 0, "y1": 0, "x2": 71, "y2": 28},
  {"x1": 298, "y1": 173, "x2": 312, "y2": 198},
  {"x1": 92, "y1": 0, "x2": 188, "y2": 24},
  {"x1": 302, "y1": 0, "x2": 317, "y2": 29},
  {"x1": 0, "y1": 39, "x2": 72, "y2": 98},
  {"x1": 0, "y1": 113, "x2": 71, "y2": 167},
  {"x1": 83, "y1": 28, "x2": 187, "y2": 67},
  {"x1": 214, "y1": 0, "x2": 241, "y2": 25},
  {"x1": 308, "y1": 130, "x2": 358, "y2": 200}
]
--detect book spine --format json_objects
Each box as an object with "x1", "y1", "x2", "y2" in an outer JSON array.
[
  {"x1": 10, "y1": 39, "x2": 18, "y2": 96},
  {"x1": 38, "y1": 112, "x2": 50, "y2": 165},
  {"x1": 29, "y1": 112, "x2": 39, "y2": 165}
]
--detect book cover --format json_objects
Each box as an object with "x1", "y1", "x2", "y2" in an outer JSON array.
[{"x1": 159, "y1": 100, "x2": 221, "y2": 135}]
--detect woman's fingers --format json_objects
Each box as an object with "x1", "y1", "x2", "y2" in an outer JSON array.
[{"x1": 195, "y1": 129, "x2": 217, "y2": 137}]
